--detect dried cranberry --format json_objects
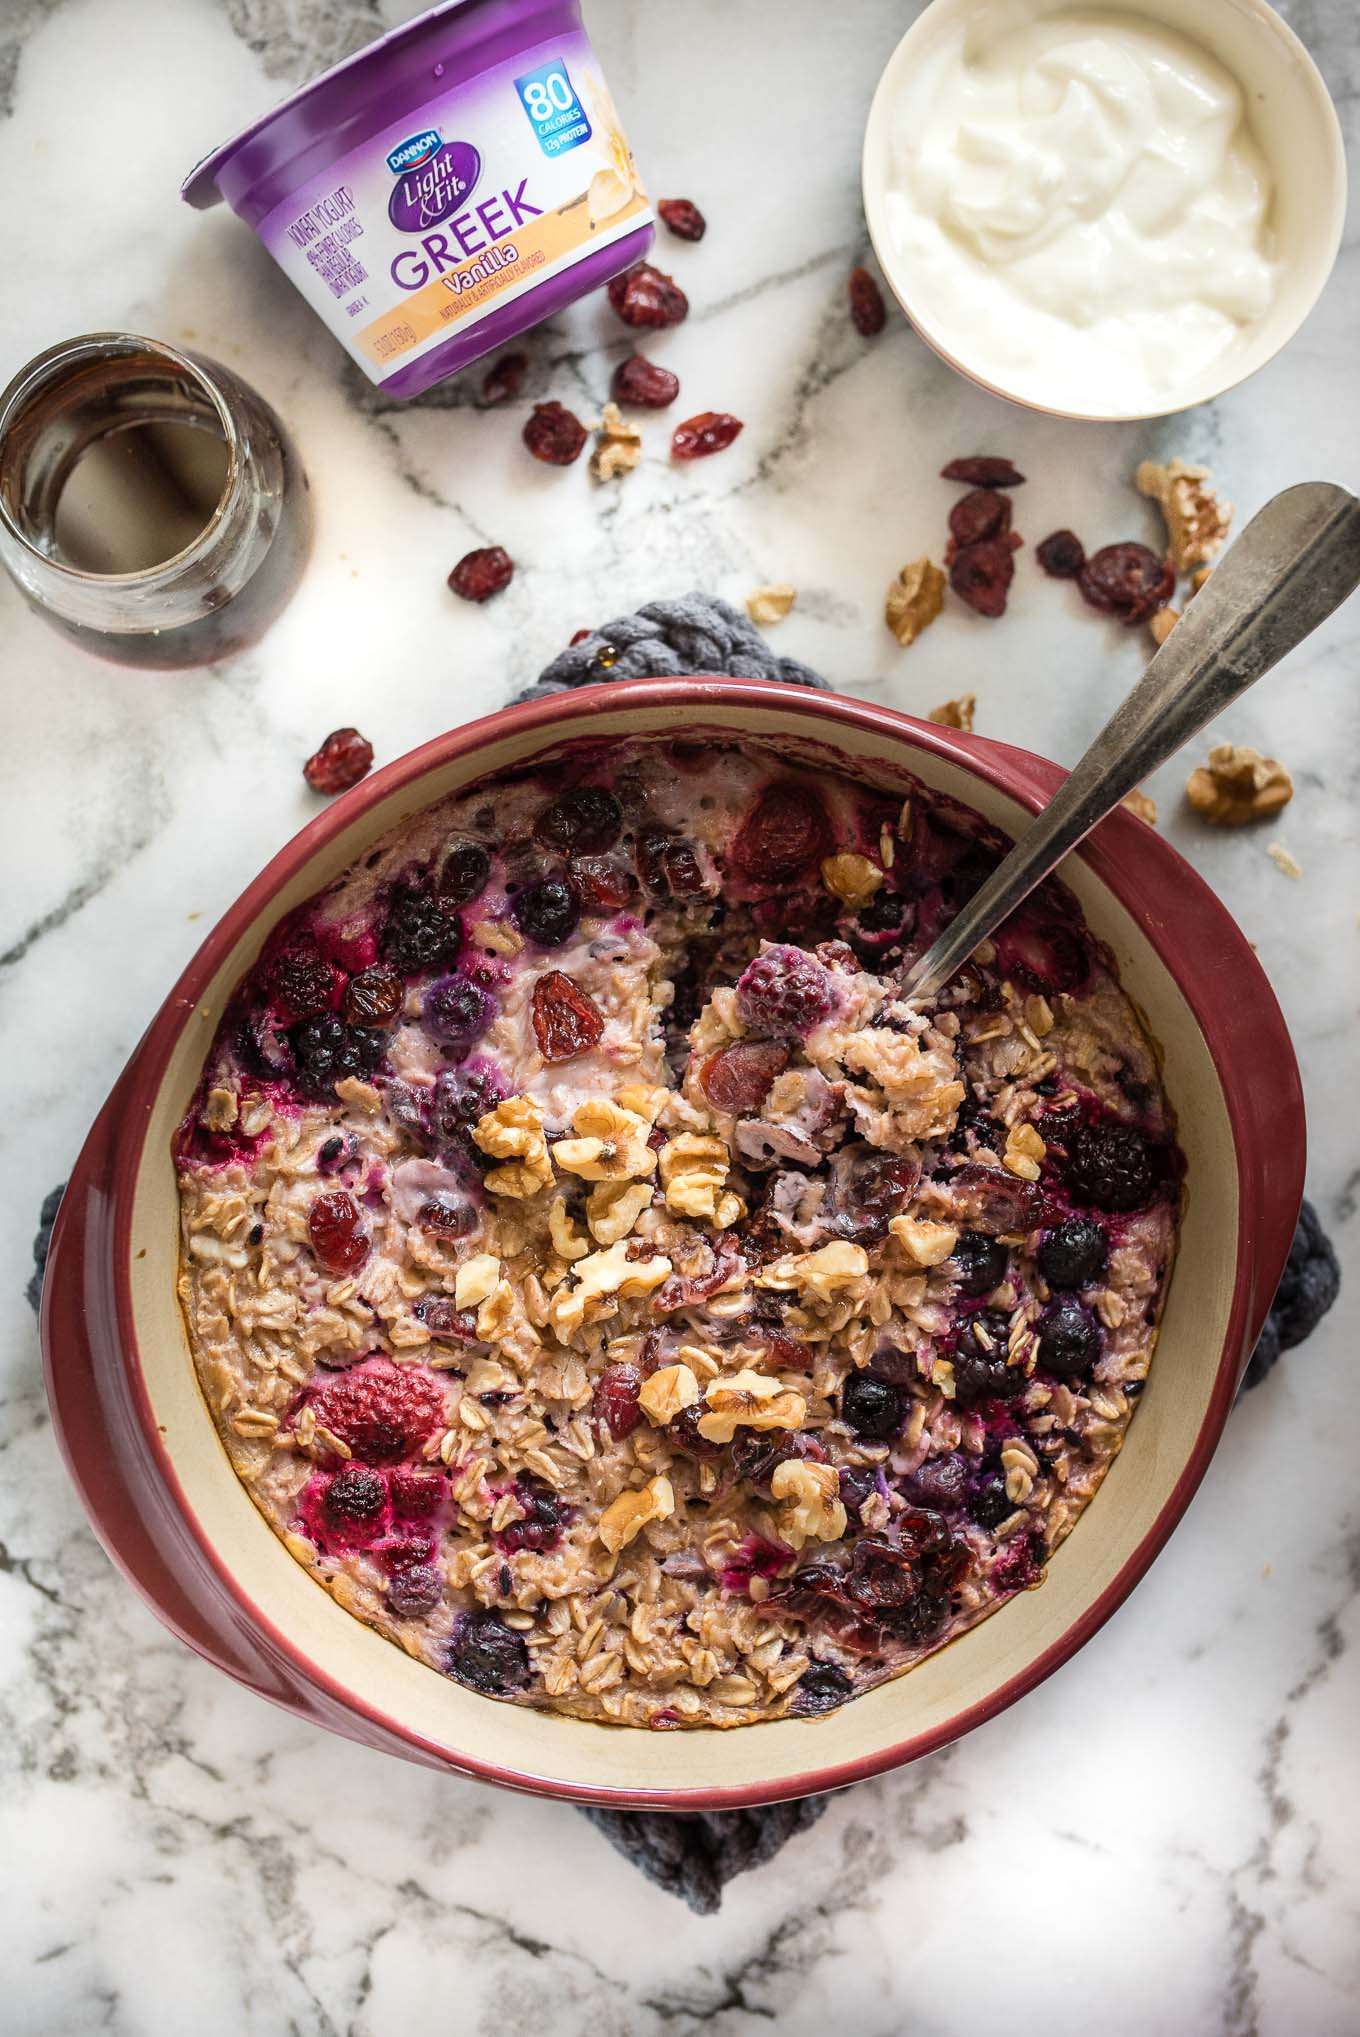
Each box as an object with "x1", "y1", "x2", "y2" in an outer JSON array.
[
  {"x1": 671, "y1": 411, "x2": 743, "y2": 460},
  {"x1": 946, "y1": 1162, "x2": 1044, "y2": 1237},
  {"x1": 416, "y1": 1297, "x2": 479, "y2": 1341},
  {"x1": 386, "y1": 1564, "x2": 443, "y2": 1617},
  {"x1": 607, "y1": 261, "x2": 689, "y2": 329},
  {"x1": 323, "y1": 1465, "x2": 386, "y2": 1524},
  {"x1": 417, "y1": 1190, "x2": 476, "y2": 1238},
  {"x1": 668, "y1": 1406, "x2": 725, "y2": 1460},
  {"x1": 448, "y1": 545, "x2": 514, "y2": 602},
  {"x1": 610, "y1": 354, "x2": 680, "y2": 408},
  {"x1": 636, "y1": 828, "x2": 704, "y2": 897},
  {"x1": 512, "y1": 876, "x2": 580, "y2": 948},
  {"x1": 1078, "y1": 543, "x2": 1175, "y2": 625},
  {"x1": 699, "y1": 1040, "x2": 790, "y2": 1114},
  {"x1": 835, "y1": 1152, "x2": 917, "y2": 1242},
  {"x1": 791, "y1": 1661, "x2": 854, "y2": 1715},
  {"x1": 848, "y1": 265, "x2": 886, "y2": 336},
  {"x1": 530, "y1": 970, "x2": 605, "y2": 1062},
  {"x1": 479, "y1": 350, "x2": 528, "y2": 405},
  {"x1": 730, "y1": 782, "x2": 829, "y2": 881},
  {"x1": 534, "y1": 785, "x2": 623, "y2": 855},
  {"x1": 435, "y1": 841, "x2": 491, "y2": 911},
  {"x1": 658, "y1": 196, "x2": 706, "y2": 241},
  {"x1": 1065, "y1": 1118, "x2": 1158, "y2": 1211},
  {"x1": 448, "y1": 1609, "x2": 530, "y2": 1694},
  {"x1": 311, "y1": 1360, "x2": 445, "y2": 1463},
  {"x1": 950, "y1": 538, "x2": 1015, "y2": 618},
  {"x1": 594, "y1": 1364, "x2": 643, "y2": 1439},
  {"x1": 269, "y1": 948, "x2": 339, "y2": 1021},
  {"x1": 1036, "y1": 529, "x2": 1086, "y2": 579},
  {"x1": 342, "y1": 965, "x2": 403, "y2": 1027},
  {"x1": 948, "y1": 488, "x2": 1011, "y2": 552},
  {"x1": 423, "y1": 975, "x2": 493, "y2": 1056},
  {"x1": 522, "y1": 399, "x2": 588, "y2": 465},
  {"x1": 730, "y1": 1429, "x2": 824, "y2": 1493},
  {"x1": 734, "y1": 944, "x2": 837, "y2": 1038},
  {"x1": 940, "y1": 456, "x2": 1026, "y2": 488},
  {"x1": 571, "y1": 855, "x2": 637, "y2": 908},
  {"x1": 307, "y1": 1190, "x2": 369, "y2": 1275},
  {"x1": 303, "y1": 727, "x2": 373, "y2": 795}
]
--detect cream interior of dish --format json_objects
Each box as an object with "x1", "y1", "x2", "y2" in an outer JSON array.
[{"x1": 172, "y1": 729, "x2": 1185, "y2": 1735}]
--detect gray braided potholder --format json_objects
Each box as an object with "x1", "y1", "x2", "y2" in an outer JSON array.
[{"x1": 29, "y1": 595, "x2": 1339, "y2": 1913}]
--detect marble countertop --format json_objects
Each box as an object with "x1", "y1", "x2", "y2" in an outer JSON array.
[{"x1": 2, "y1": 0, "x2": 1356, "y2": 2030}]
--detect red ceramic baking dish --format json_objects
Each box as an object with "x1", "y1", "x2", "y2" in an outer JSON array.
[{"x1": 40, "y1": 680, "x2": 1304, "y2": 1808}]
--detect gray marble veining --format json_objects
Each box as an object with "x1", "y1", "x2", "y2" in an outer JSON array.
[{"x1": 0, "y1": 1, "x2": 1356, "y2": 2031}]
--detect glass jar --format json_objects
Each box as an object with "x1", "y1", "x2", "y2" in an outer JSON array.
[{"x1": 0, "y1": 332, "x2": 312, "y2": 669}]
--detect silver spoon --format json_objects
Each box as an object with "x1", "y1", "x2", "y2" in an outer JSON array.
[{"x1": 900, "y1": 481, "x2": 1360, "y2": 1004}]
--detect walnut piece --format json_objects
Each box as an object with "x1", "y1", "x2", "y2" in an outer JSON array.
[
  {"x1": 553, "y1": 1097, "x2": 657, "y2": 1181},
  {"x1": 1122, "y1": 788, "x2": 1158, "y2": 826},
  {"x1": 547, "y1": 1237, "x2": 673, "y2": 1337},
  {"x1": 928, "y1": 693, "x2": 976, "y2": 732},
  {"x1": 1147, "y1": 607, "x2": 1179, "y2": 646},
  {"x1": 837, "y1": 1029, "x2": 965, "y2": 1139},
  {"x1": 473, "y1": 1094, "x2": 553, "y2": 1197},
  {"x1": 586, "y1": 1178, "x2": 654, "y2": 1246},
  {"x1": 1003, "y1": 1121, "x2": 1046, "y2": 1182},
  {"x1": 757, "y1": 1240, "x2": 868, "y2": 1303},
  {"x1": 696, "y1": 1368, "x2": 807, "y2": 1444},
  {"x1": 591, "y1": 400, "x2": 642, "y2": 481},
  {"x1": 1136, "y1": 458, "x2": 1232, "y2": 571},
  {"x1": 885, "y1": 557, "x2": 945, "y2": 648},
  {"x1": 598, "y1": 1474, "x2": 675, "y2": 1553},
  {"x1": 453, "y1": 1253, "x2": 500, "y2": 1307},
  {"x1": 771, "y1": 1459, "x2": 848, "y2": 1549},
  {"x1": 746, "y1": 584, "x2": 796, "y2": 626},
  {"x1": 475, "y1": 1279, "x2": 516, "y2": 1341},
  {"x1": 638, "y1": 1363, "x2": 700, "y2": 1426},
  {"x1": 548, "y1": 1198, "x2": 589, "y2": 1261},
  {"x1": 887, "y1": 1214, "x2": 959, "y2": 1267},
  {"x1": 820, "y1": 852, "x2": 884, "y2": 911},
  {"x1": 659, "y1": 1132, "x2": 733, "y2": 1223},
  {"x1": 1185, "y1": 744, "x2": 1293, "y2": 826},
  {"x1": 203, "y1": 1086, "x2": 238, "y2": 1132}
]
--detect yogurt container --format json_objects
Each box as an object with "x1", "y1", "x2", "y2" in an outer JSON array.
[{"x1": 184, "y1": 0, "x2": 654, "y2": 399}]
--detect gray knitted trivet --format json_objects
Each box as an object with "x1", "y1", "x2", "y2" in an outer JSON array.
[{"x1": 28, "y1": 595, "x2": 1340, "y2": 1912}]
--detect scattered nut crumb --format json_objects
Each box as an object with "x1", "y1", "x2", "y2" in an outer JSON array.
[
  {"x1": 746, "y1": 584, "x2": 796, "y2": 626},
  {"x1": 1185, "y1": 744, "x2": 1293, "y2": 826},
  {"x1": 1122, "y1": 788, "x2": 1158, "y2": 826},
  {"x1": 885, "y1": 557, "x2": 945, "y2": 647},
  {"x1": 590, "y1": 400, "x2": 642, "y2": 481},
  {"x1": 928, "y1": 693, "x2": 976, "y2": 731},
  {"x1": 1190, "y1": 567, "x2": 1212, "y2": 595},
  {"x1": 1147, "y1": 607, "x2": 1179, "y2": 646},
  {"x1": 1267, "y1": 843, "x2": 1303, "y2": 879},
  {"x1": 820, "y1": 852, "x2": 883, "y2": 910},
  {"x1": 1136, "y1": 458, "x2": 1233, "y2": 570}
]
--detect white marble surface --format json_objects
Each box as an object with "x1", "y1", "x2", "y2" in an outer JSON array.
[{"x1": 1, "y1": 0, "x2": 1357, "y2": 2030}]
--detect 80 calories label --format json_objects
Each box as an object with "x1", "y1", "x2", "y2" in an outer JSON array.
[{"x1": 260, "y1": 32, "x2": 649, "y2": 384}]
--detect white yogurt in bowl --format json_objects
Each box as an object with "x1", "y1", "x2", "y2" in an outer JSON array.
[{"x1": 862, "y1": 0, "x2": 1346, "y2": 419}]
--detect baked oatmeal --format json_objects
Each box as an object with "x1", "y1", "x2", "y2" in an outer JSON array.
[{"x1": 175, "y1": 738, "x2": 1182, "y2": 1728}]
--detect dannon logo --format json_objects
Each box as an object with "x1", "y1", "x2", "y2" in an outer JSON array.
[{"x1": 386, "y1": 129, "x2": 442, "y2": 174}]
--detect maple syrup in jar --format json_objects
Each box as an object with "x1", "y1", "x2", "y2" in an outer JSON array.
[{"x1": 0, "y1": 333, "x2": 311, "y2": 668}]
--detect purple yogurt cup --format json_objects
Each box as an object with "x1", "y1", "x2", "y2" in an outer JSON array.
[{"x1": 183, "y1": 0, "x2": 653, "y2": 399}]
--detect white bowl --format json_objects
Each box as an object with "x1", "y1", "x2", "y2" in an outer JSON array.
[{"x1": 861, "y1": 0, "x2": 1347, "y2": 421}]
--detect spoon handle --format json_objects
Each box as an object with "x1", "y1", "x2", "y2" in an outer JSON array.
[{"x1": 900, "y1": 481, "x2": 1360, "y2": 1002}]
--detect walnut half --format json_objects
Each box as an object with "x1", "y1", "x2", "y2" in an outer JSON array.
[
  {"x1": 1185, "y1": 744, "x2": 1293, "y2": 826},
  {"x1": 885, "y1": 557, "x2": 945, "y2": 647}
]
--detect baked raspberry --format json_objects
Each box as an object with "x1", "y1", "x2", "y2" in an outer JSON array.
[
  {"x1": 323, "y1": 1465, "x2": 386, "y2": 1525},
  {"x1": 310, "y1": 1359, "x2": 446, "y2": 1463},
  {"x1": 386, "y1": 1564, "x2": 443, "y2": 1617},
  {"x1": 730, "y1": 782, "x2": 828, "y2": 880},
  {"x1": 734, "y1": 945, "x2": 837, "y2": 1038}
]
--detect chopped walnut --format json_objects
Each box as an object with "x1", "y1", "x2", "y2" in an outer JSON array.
[
  {"x1": 887, "y1": 1214, "x2": 959, "y2": 1267},
  {"x1": 599, "y1": 1474, "x2": 675, "y2": 1553},
  {"x1": 586, "y1": 1178, "x2": 654, "y2": 1245},
  {"x1": 1267, "y1": 842, "x2": 1303, "y2": 879},
  {"x1": 638, "y1": 1363, "x2": 701, "y2": 1426},
  {"x1": 757, "y1": 1240, "x2": 868, "y2": 1303},
  {"x1": 474, "y1": 1094, "x2": 553, "y2": 1197},
  {"x1": 1136, "y1": 458, "x2": 1232, "y2": 570},
  {"x1": 1147, "y1": 607, "x2": 1179, "y2": 647},
  {"x1": 615, "y1": 1082, "x2": 669, "y2": 1123},
  {"x1": 553, "y1": 1097, "x2": 658, "y2": 1181},
  {"x1": 203, "y1": 1086, "x2": 238, "y2": 1132},
  {"x1": 659, "y1": 1132, "x2": 732, "y2": 1222},
  {"x1": 1122, "y1": 788, "x2": 1158, "y2": 826},
  {"x1": 885, "y1": 557, "x2": 945, "y2": 648},
  {"x1": 838, "y1": 1028, "x2": 965, "y2": 1139},
  {"x1": 547, "y1": 1237, "x2": 674, "y2": 1337},
  {"x1": 820, "y1": 852, "x2": 884, "y2": 910},
  {"x1": 475, "y1": 1279, "x2": 516, "y2": 1341},
  {"x1": 745, "y1": 584, "x2": 796, "y2": 626},
  {"x1": 928, "y1": 693, "x2": 976, "y2": 731},
  {"x1": 771, "y1": 1459, "x2": 848, "y2": 1550},
  {"x1": 548, "y1": 1198, "x2": 589, "y2": 1261},
  {"x1": 468, "y1": 918, "x2": 523, "y2": 957},
  {"x1": 591, "y1": 400, "x2": 643, "y2": 481},
  {"x1": 1185, "y1": 744, "x2": 1293, "y2": 825},
  {"x1": 696, "y1": 1368, "x2": 807, "y2": 1444},
  {"x1": 1003, "y1": 1121, "x2": 1046, "y2": 1182},
  {"x1": 453, "y1": 1253, "x2": 501, "y2": 1307}
]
